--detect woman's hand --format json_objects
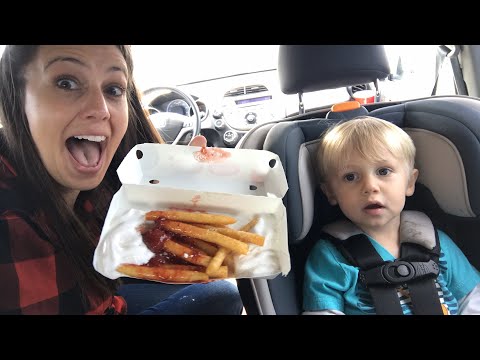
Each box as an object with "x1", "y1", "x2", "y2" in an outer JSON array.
[{"x1": 188, "y1": 135, "x2": 207, "y2": 147}]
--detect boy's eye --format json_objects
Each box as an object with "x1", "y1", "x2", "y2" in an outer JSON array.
[
  {"x1": 344, "y1": 173, "x2": 356, "y2": 182},
  {"x1": 377, "y1": 168, "x2": 391, "y2": 176}
]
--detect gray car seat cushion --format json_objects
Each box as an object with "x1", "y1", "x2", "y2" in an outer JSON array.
[
  {"x1": 298, "y1": 143, "x2": 317, "y2": 240},
  {"x1": 372, "y1": 96, "x2": 480, "y2": 215},
  {"x1": 407, "y1": 128, "x2": 474, "y2": 217},
  {"x1": 323, "y1": 210, "x2": 436, "y2": 250},
  {"x1": 263, "y1": 120, "x2": 328, "y2": 242}
]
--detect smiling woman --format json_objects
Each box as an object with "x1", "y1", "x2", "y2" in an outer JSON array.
[
  {"x1": 23, "y1": 46, "x2": 130, "y2": 205},
  {"x1": 0, "y1": 45, "x2": 243, "y2": 315},
  {"x1": 0, "y1": 45, "x2": 155, "y2": 314}
]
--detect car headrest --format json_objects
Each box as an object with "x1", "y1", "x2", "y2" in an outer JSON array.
[
  {"x1": 326, "y1": 100, "x2": 369, "y2": 119},
  {"x1": 278, "y1": 45, "x2": 391, "y2": 95}
]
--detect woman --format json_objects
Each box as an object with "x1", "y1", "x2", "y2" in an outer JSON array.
[{"x1": 0, "y1": 45, "x2": 243, "y2": 315}]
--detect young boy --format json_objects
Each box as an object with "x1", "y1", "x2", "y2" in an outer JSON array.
[{"x1": 303, "y1": 116, "x2": 480, "y2": 315}]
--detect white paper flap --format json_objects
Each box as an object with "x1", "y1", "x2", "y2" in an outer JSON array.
[{"x1": 117, "y1": 143, "x2": 288, "y2": 198}]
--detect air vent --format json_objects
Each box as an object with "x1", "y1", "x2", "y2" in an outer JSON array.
[
  {"x1": 224, "y1": 84, "x2": 268, "y2": 97},
  {"x1": 351, "y1": 84, "x2": 368, "y2": 93}
]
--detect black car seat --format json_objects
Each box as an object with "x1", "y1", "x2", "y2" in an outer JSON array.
[{"x1": 236, "y1": 45, "x2": 480, "y2": 315}]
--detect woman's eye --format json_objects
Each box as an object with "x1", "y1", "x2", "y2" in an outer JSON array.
[
  {"x1": 378, "y1": 168, "x2": 391, "y2": 176},
  {"x1": 56, "y1": 78, "x2": 78, "y2": 90},
  {"x1": 106, "y1": 85, "x2": 125, "y2": 97},
  {"x1": 344, "y1": 173, "x2": 356, "y2": 182}
]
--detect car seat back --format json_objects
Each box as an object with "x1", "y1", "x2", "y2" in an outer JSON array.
[{"x1": 250, "y1": 96, "x2": 480, "y2": 315}]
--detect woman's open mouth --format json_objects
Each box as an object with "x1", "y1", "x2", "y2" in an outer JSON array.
[{"x1": 66, "y1": 135, "x2": 106, "y2": 172}]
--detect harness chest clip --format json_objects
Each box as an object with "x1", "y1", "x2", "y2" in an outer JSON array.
[{"x1": 359, "y1": 259, "x2": 440, "y2": 287}]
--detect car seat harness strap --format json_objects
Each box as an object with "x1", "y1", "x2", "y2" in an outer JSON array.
[{"x1": 323, "y1": 210, "x2": 444, "y2": 315}]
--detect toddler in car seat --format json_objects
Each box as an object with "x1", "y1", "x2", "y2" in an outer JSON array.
[{"x1": 302, "y1": 116, "x2": 480, "y2": 315}]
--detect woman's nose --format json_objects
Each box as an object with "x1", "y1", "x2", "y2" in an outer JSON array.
[{"x1": 82, "y1": 88, "x2": 110, "y2": 121}]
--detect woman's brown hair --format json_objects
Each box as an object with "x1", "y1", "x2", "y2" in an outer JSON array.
[{"x1": 0, "y1": 45, "x2": 163, "y2": 309}]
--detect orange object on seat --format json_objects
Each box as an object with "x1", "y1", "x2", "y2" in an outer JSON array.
[{"x1": 330, "y1": 101, "x2": 361, "y2": 112}]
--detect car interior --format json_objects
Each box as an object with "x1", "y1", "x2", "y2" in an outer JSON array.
[
  {"x1": 235, "y1": 45, "x2": 480, "y2": 314},
  {"x1": 2, "y1": 45, "x2": 479, "y2": 315}
]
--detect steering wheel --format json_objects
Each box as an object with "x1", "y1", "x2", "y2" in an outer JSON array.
[{"x1": 143, "y1": 87, "x2": 201, "y2": 145}]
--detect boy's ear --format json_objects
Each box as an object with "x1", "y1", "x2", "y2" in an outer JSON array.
[
  {"x1": 406, "y1": 168, "x2": 419, "y2": 197},
  {"x1": 321, "y1": 183, "x2": 338, "y2": 206}
]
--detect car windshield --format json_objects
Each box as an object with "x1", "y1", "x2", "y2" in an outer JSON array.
[
  {"x1": 131, "y1": 45, "x2": 279, "y2": 87},
  {"x1": 0, "y1": 45, "x2": 456, "y2": 133},
  {"x1": 0, "y1": 45, "x2": 453, "y2": 103},
  {"x1": 130, "y1": 45, "x2": 454, "y2": 113}
]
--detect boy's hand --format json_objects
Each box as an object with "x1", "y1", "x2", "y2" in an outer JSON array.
[{"x1": 188, "y1": 135, "x2": 207, "y2": 147}]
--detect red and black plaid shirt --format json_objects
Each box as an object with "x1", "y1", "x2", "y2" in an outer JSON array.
[{"x1": 0, "y1": 155, "x2": 127, "y2": 315}]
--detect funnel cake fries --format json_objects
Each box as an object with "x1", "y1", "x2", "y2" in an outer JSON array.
[
  {"x1": 195, "y1": 224, "x2": 264, "y2": 246},
  {"x1": 204, "y1": 216, "x2": 260, "y2": 276},
  {"x1": 116, "y1": 210, "x2": 265, "y2": 283},
  {"x1": 117, "y1": 264, "x2": 209, "y2": 283},
  {"x1": 161, "y1": 220, "x2": 249, "y2": 255},
  {"x1": 145, "y1": 210, "x2": 236, "y2": 225}
]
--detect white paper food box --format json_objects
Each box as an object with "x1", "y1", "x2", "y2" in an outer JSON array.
[{"x1": 93, "y1": 143, "x2": 290, "y2": 284}]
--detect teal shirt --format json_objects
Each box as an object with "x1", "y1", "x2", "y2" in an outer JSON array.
[{"x1": 303, "y1": 230, "x2": 480, "y2": 315}]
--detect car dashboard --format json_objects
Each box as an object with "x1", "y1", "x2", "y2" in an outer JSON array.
[{"x1": 141, "y1": 70, "x2": 289, "y2": 148}]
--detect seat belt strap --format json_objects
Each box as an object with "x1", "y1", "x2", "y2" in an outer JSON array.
[
  {"x1": 369, "y1": 287, "x2": 404, "y2": 315},
  {"x1": 334, "y1": 234, "x2": 404, "y2": 315},
  {"x1": 450, "y1": 54, "x2": 468, "y2": 95},
  {"x1": 431, "y1": 46, "x2": 449, "y2": 96},
  {"x1": 337, "y1": 233, "x2": 383, "y2": 269},
  {"x1": 399, "y1": 238, "x2": 444, "y2": 315},
  {"x1": 331, "y1": 232, "x2": 443, "y2": 315},
  {"x1": 432, "y1": 45, "x2": 467, "y2": 96},
  {"x1": 408, "y1": 278, "x2": 444, "y2": 315}
]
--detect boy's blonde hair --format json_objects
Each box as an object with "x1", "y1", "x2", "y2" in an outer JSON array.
[{"x1": 317, "y1": 116, "x2": 416, "y2": 182}]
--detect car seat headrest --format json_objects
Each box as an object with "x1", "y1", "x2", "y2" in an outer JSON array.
[
  {"x1": 278, "y1": 45, "x2": 391, "y2": 95},
  {"x1": 326, "y1": 100, "x2": 369, "y2": 119}
]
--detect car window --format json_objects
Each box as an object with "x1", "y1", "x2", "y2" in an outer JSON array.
[
  {"x1": 382, "y1": 45, "x2": 455, "y2": 101},
  {"x1": 0, "y1": 45, "x2": 457, "y2": 129},
  {"x1": 131, "y1": 45, "x2": 457, "y2": 117}
]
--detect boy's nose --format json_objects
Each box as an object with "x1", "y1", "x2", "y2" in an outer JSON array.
[{"x1": 362, "y1": 174, "x2": 379, "y2": 194}]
